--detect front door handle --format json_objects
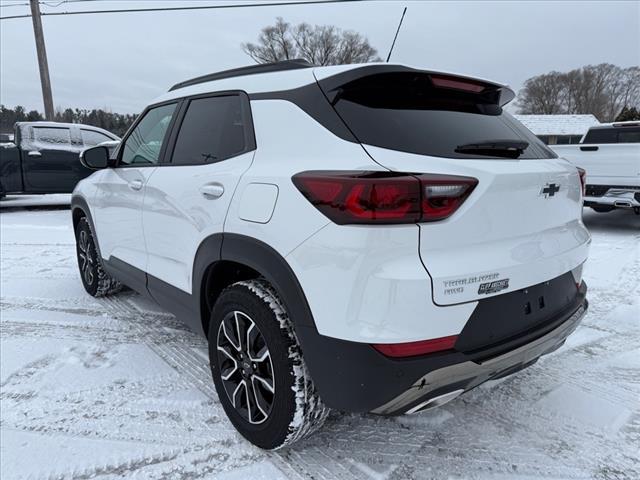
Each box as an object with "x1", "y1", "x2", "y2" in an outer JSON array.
[
  {"x1": 128, "y1": 179, "x2": 143, "y2": 191},
  {"x1": 200, "y1": 183, "x2": 224, "y2": 199},
  {"x1": 27, "y1": 150, "x2": 42, "y2": 157}
]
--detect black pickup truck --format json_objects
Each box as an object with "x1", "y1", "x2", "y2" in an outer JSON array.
[{"x1": 0, "y1": 121, "x2": 119, "y2": 197}]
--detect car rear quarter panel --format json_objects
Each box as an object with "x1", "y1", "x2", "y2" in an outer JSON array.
[{"x1": 223, "y1": 99, "x2": 474, "y2": 343}]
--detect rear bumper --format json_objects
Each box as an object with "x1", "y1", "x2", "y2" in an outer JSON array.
[
  {"x1": 297, "y1": 281, "x2": 587, "y2": 414},
  {"x1": 372, "y1": 297, "x2": 587, "y2": 414},
  {"x1": 584, "y1": 185, "x2": 640, "y2": 209}
]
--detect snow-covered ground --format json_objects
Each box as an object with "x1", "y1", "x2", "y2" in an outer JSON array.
[{"x1": 1, "y1": 196, "x2": 639, "y2": 479}]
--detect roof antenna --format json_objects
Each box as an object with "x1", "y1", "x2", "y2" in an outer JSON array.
[{"x1": 386, "y1": 6, "x2": 407, "y2": 62}]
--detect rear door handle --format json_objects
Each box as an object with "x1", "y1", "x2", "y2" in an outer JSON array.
[
  {"x1": 200, "y1": 183, "x2": 224, "y2": 199},
  {"x1": 27, "y1": 150, "x2": 42, "y2": 157},
  {"x1": 128, "y1": 179, "x2": 143, "y2": 191},
  {"x1": 580, "y1": 146, "x2": 598, "y2": 152}
]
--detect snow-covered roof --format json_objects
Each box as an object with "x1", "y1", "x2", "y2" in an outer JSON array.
[{"x1": 514, "y1": 114, "x2": 600, "y2": 136}]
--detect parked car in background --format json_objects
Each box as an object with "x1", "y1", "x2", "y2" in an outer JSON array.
[
  {"x1": 72, "y1": 60, "x2": 590, "y2": 449},
  {"x1": 551, "y1": 121, "x2": 640, "y2": 214},
  {"x1": 0, "y1": 133, "x2": 14, "y2": 144},
  {"x1": 0, "y1": 121, "x2": 119, "y2": 198}
]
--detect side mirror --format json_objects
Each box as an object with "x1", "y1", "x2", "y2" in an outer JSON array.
[{"x1": 80, "y1": 145, "x2": 110, "y2": 169}]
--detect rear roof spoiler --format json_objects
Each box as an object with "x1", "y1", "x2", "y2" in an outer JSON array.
[{"x1": 316, "y1": 65, "x2": 516, "y2": 106}]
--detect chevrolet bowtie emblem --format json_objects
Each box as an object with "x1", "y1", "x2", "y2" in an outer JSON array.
[{"x1": 540, "y1": 183, "x2": 560, "y2": 198}]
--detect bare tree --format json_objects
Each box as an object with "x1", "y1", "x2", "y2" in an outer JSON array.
[
  {"x1": 243, "y1": 17, "x2": 380, "y2": 65},
  {"x1": 516, "y1": 64, "x2": 640, "y2": 121},
  {"x1": 517, "y1": 72, "x2": 566, "y2": 114}
]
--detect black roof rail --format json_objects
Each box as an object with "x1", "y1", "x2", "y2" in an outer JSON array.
[{"x1": 169, "y1": 59, "x2": 315, "y2": 92}]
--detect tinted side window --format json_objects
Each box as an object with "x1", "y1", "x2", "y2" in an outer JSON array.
[
  {"x1": 33, "y1": 127, "x2": 71, "y2": 145},
  {"x1": 121, "y1": 103, "x2": 177, "y2": 166},
  {"x1": 617, "y1": 128, "x2": 640, "y2": 143},
  {"x1": 171, "y1": 95, "x2": 250, "y2": 165},
  {"x1": 81, "y1": 129, "x2": 113, "y2": 147},
  {"x1": 583, "y1": 128, "x2": 617, "y2": 144}
]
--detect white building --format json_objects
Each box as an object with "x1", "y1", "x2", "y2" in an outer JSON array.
[{"x1": 514, "y1": 114, "x2": 600, "y2": 145}]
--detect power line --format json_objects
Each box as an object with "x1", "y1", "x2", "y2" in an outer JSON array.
[
  {"x1": 39, "y1": 0, "x2": 108, "y2": 6},
  {"x1": 0, "y1": 2, "x2": 29, "y2": 7},
  {"x1": 0, "y1": 0, "x2": 364, "y2": 20},
  {"x1": 0, "y1": 0, "x2": 96, "y2": 8}
]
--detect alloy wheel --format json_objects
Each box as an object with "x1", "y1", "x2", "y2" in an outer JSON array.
[
  {"x1": 216, "y1": 311, "x2": 275, "y2": 424},
  {"x1": 77, "y1": 230, "x2": 95, "y2": 286}
]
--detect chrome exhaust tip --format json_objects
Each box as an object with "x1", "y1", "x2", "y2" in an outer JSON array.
[
  {"x1": 614, "y1": 201, "x2": 632, "y2": 208},
  {"x1": 406, "y1": 389, "x2": 464, "y2": 414}
]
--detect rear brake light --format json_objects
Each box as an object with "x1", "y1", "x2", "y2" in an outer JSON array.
[
  {"x1": 372, "y1": 335, "x2": 458, "y2": 358},
  {"x1": 292, "y1": 171, "x2": 477, "y2": 225},
  {"x1": 577, "y1": 167, "x2": 586, "y2": 196},
  {"x1": 430, "y1": 74, "x2": 486, "y2": 93}
]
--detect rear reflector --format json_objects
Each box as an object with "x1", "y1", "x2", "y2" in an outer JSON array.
[
  {"x1": 372, "y1": 335, "x2": 458, "y2": 358},
  {"x1": 571, "y1": 264, "x2": 584, "y2": 289},
  {"x1": 577, "y1": 167, "x2": 586, "y2": 197},
  {"x1": 292, "y1": 171, "x2": 477, "y2": 225}
]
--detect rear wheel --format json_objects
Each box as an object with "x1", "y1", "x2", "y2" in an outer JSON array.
[
  {"x1": 208, "y1": 279, "x2": 329, "y2": 449},
  {"x1": 75, "y1": 217, "x2": 122, "y2": 297}
]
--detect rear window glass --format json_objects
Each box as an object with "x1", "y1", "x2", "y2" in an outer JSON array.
[
  {"x1": 328, "y1": 73, "x2": 555, "y2": 159},
  {"x1": 33, "y1": 127, "x2": 71, "y2": 145},
  {"x1": 583, "y1": 127, "x2": 640, "y2": 144},
  {"x1": 583, "y1": 128, "x2": 618, "y2": 144},
  {"x1": 617, "y1": 128, "x2": 640, "y2": 143}
]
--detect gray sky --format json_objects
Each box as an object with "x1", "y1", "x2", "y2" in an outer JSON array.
[{"x1": 1, "y1": 0, "x2": 639, "y2": 114}]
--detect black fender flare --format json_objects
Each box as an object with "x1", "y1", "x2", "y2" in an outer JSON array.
[
  {"x1": 219, "y1": 233, "x2": 317, "y2": 329},
  {"x1": 194, "y1": 233, "x2": 360, "y2": 407},
  {"x1": 70, "y1": 195, "x2": 94, "y2": 242},
  {"x1": 192, "y1": 233, "x2": 317, "y2": 333}
]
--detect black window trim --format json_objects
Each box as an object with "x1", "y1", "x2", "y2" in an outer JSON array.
[
  {"x1": 161, "y1": 90, "x2": 256, "y2": 167},
  {"x1": 115, "y1": 99, "x2": 181, "y2": 169}
]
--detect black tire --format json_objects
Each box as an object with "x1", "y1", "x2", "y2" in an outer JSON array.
[
  {"x1": 208, "y1": 279, "x2": 329, "y2": 449},
  {"x1": 591, "y1": 205, "x2": 615, "y2": 213},
  {"x1": 75, "y1": 217, "x2": 122, "y2": 297}
]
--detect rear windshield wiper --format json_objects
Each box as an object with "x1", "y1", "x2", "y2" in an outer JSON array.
[{"x1": 455, "y1": 140, "x2": 529, "y2": 158}]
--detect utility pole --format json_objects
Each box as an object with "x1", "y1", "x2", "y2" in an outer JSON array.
[{"x1": 29, "y1": 0, "x2": 54, "y2": 120}]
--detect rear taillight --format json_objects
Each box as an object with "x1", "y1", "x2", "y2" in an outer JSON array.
[
  {"x1": 372, "y1": 335, "x2": 458, "y2": 358},
  {"x1": 292, "y1": 171, "x2": 477, "y2": 225},
  {"x1": 577, "y1": 167, "x2": 586, "y2": 197}
]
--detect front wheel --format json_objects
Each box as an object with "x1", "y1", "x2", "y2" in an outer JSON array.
[
  {"x1": 208, "y1": 279, "x2": 329, "y2": 449},
  {"x1": 75, "y1": 217, "x2": 122, "y2": 297}
]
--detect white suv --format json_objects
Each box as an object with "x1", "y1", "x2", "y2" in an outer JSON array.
[{"x1": 73, "y1": 60, "x2": 590, "y2": 449}]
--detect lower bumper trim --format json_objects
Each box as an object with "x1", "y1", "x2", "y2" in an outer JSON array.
[{"x1": 370, "y1": 301, "x2": 587, "y2": 415}]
